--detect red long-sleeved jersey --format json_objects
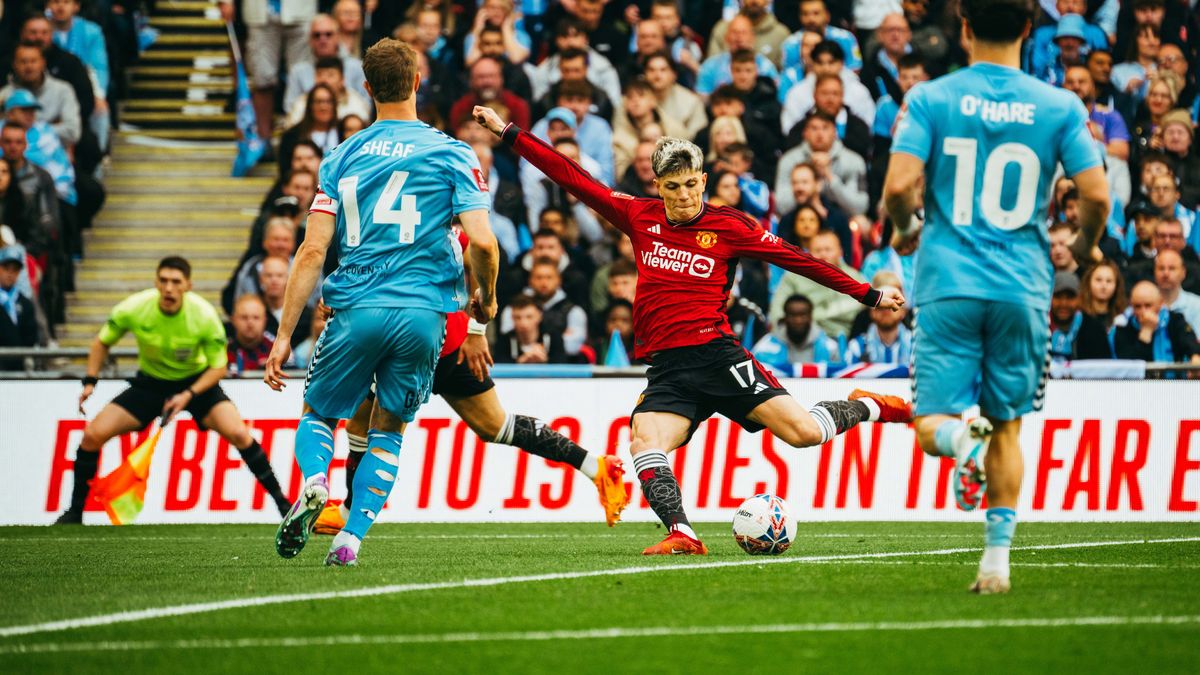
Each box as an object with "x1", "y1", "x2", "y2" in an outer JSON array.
[{"x1": 502, "y1": 125, "x2": 881, "y2": 360}]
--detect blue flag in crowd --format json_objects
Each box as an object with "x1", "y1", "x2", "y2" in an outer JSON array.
[
  {"x1": 603, "y1": 330, "x2": 630, "y2": 367},
  {"x1": 231, "y1": 57, "x2": 265, "y2": 177}
]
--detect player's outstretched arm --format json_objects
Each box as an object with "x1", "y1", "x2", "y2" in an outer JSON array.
[
  {"x1": 1069, "y1": 166, "x2": 1111, "y2": 265},
  {"x1": 458, "y1": 208, "x2": 500, "y2": 324},
  {"x1": 264, "y1": 211, "x2": 333, "y2": 391},
  {"x1": 473, "y1": 105, "x2": 635, "y2": 233}
]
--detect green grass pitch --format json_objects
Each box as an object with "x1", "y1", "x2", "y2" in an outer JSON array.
[{"x1": 1, "y1": 522, "x2": 1198, "y2": 674}]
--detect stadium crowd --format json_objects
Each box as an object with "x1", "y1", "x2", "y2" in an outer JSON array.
[{"x1": 2, "y1": 0, "x2": 1200, "y2": 372}]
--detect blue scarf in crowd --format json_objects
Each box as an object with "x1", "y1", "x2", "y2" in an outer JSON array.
[
  {"x1": 1050, "y1": 311, "x2": 1083, "y2": 362},
  {"x1": 856, "y1": 324, "x2": 913, "y2": 365}
]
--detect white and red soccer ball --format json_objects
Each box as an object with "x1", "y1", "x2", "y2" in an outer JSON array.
[{"x1": 732, "y1": 494, "x2": 793, "y2": 555}]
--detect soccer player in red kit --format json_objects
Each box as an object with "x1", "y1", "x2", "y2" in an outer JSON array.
[{"x1": 474, "y1": 106, "x2": 910, "y2": 555}]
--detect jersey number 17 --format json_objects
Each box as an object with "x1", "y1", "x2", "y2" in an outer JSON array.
[{"x1": 338, "y1": 170, "x2": 423, "y2": 247}]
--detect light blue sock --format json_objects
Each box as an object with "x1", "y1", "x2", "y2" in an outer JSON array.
[
  {"x1": 985, "y1": 507, "x2": 1018, "y2": 547},
  {"x1": 343, "y1": 430, "x2": 403, "y2": 540},
  {"x1": 295, "y1": 412, "x2": 336, "y2": 481},
  {"x1": 933, "y1": 419, "x2": 965, "y2": 458}
]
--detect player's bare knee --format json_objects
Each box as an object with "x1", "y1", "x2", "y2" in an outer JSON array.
[
  {"x1": 779, "y1": 419, "x2": 823, "y2": 448},
  {"x1": 80, "y1": 424, "x2": 108, "y2": 452}
]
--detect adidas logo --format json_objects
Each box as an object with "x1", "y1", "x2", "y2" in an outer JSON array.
[
  {"x1": 754, "y1": 383, "x2": 768, "y2": 394},
  {"x1": 648, "y1": 224, "x2": 661, "y2": 234}
]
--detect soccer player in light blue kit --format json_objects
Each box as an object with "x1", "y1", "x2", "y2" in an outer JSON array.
[
  {"x1": 884, "y1": 0, "x2": 1109, "y2": 593},
  {"x1": 264, "y1": 39, "x2": 500, "y2": 567}
]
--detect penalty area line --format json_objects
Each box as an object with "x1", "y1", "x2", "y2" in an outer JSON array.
[
  {"x1": 0, "y1": 537, "x2": 1197, "y2": 640},
  {"x1": 2, "y1": 615, "x2": 1199, "y2": 655}
]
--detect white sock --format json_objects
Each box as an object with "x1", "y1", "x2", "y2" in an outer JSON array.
[
  {"x1": 672, "y1": 523, "x2": 698, "y2": 540},
  {"x1": 579, "y1": 453, "x2": 600, "y2": 480},
  {"x1": 494, "y1": 413, "x2": 516, "y2": 444},
  {"x1": 980, "y1": 546, "x2": 1010, "y2": 577},
  {"x1": 859, "y1": 398, "x2": 881, "y2": 422},
  {"x1": 305, "y1": 472, "x2": 328, "y2": 488},
  {"x1": 332, "y1": 530, "x2": 362, "y2": 555},
  {"x1": 807, "y1": 406, "x2": 836, "y2": 444},
  {"x1": 347, "y1": 433, "x2": 368, "y2": 453}
]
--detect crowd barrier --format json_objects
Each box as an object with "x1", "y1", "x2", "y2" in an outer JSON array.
[{"x1": 2, "y1": 378, "x2": 1198, "y2": 525}]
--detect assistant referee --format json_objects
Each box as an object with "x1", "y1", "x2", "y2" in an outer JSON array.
[{"x1": 54, "y1": 256, "x2": 290, "y2": 524}]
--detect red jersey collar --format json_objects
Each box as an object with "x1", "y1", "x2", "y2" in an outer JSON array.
[{"x1": 666, "y1": 202, "x2": 707, "y2": 228}]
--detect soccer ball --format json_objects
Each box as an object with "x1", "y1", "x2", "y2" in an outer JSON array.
[{"x1": 731, "y1": 494, "x2": 793, "y2": 555}]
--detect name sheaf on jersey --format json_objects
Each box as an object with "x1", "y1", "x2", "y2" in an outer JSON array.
[
  {"x1": 640, "y1": 241, "x2": 715, "y2": 278},
  {"x1": 959, "y1": 96, "x2": 1036, "y2": 125},
  {"x1": 359, "y1": 140, "x2": 416, "y2": 158}
]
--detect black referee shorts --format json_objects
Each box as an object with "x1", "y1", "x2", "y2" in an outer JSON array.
[
  {"x1": 631, "y1": 337, "x2": 789, "y2": 445},
  {"x1": 111, "y1": 372, "x2": 231, "y2": 430}
]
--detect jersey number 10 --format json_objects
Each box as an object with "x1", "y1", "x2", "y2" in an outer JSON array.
[
  {"x1": 338, "y1": 171, "x2": 423, "y2": 247},
  {"x1": 943, "y1": 137, "x2": 1040, "y2": 230}
]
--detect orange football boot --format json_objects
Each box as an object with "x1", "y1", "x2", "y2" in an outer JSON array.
[
  {"x1": 642, "y1": 527, "x2": 708, "y2": 555},
  {"x1": 312, "y1": 500, "x2": 345, "y2": 536},
  {"x1": 594, "y1": 456, "x2": 631, "y2": 526},
  {"x1": 849, "y1": 389, "x2": 914, "y2": 424}
]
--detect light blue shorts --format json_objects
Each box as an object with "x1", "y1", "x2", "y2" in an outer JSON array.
[
  {"x1": 304, "y1": 307, "x2": 445, "y2": 421},
  {"x1": 912, "y1": 299, "x2": 1050, "y2": 421}
]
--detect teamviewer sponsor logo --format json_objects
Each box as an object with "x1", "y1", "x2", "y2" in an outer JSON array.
[{"x1": 640, "y1": 241, "x2": 715, "y2": 278}]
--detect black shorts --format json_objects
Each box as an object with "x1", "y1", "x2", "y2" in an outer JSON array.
[
  {"x1": 431, "y1": 346, "x2": 495, "y2": 399},
  {"x1": 631, "y1": 337, "x2": 789, "y2": 445},
  {"x1": 111, "y1": 372, "x2": 231, "y2": 430}
]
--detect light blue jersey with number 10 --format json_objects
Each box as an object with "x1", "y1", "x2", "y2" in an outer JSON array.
[
  {"x1": 892, "y1": 62, "x2": 1102, "y2": 312},
  {"x1": 313, "y1": 119, "x2": 491, "y2": 312}
]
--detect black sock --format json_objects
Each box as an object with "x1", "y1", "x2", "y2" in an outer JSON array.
[
  {"x1": 498, "y1": 414, "x2": 588, "y2": 469},
  {"x1": 809, "y1": 399, "x2": 872, "y2": 442},
  {"x1": 344, "y1": 449, "x2": 363, "y2": 509},
  {"x1": 632, "y1": 450, "x2": 691, "y2": 530},
  {"x1": 67, "y1": 447, "x2": 100, "y2": 513},
  {"x1": 237, "y1": 441, "x2": 288, "y2": 509}
]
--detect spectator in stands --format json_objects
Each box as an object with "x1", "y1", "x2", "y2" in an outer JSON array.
[
  {"x1": 339, "y1": 113, "x2": 367, "y2": 139},
  {"x1": 260, "y1": 139, "x2": 322, "y2": 210},
  {"x1": 450, "y1": 56, "x2": 530, "y2": 131},
  {"x1": 780, "y1": 40, "x2": 875, "y2": 139},
  {"x1": 621, "y1": 18, "x2": 669, "y2": 83},
  {"x1": 1131, "y1": 71, "x2": 1182, "y2": 161},
  {"x1": 494, "y1": 294, "x2": 569, "y2": 364},
  {"x1": 1145, "y1": 173, "x2": 1198, "y2": 251},
  {"x1": 513, "y1": 256, "x2": 587, "y2": 357},
  {"x1": 530, "y1": 18, "x2": 621, "y2": 109},
  {"x1": 706, "y1": 1, "x2": 790, "y2": 68},
  {"x1": 463, "y1": 0, "x2": 531, "y2": 66},
  {"x1": 752, "y1": 293, "x2": 840, "y2": 371},
  {"x1": 258, "y1": 255, "x2": 311, "y2": 348},
  {"x1": 1127, "y1": 218, "x2": 1200, "y2": 295},
  {"x1": 286, "y1": 56, "x2": 371, "y2": 126},
  {"x1": 787, "y1": 71, "x2": 872, "y2": 161},
  {"x1": 860, "y1": 225, "x2": 917, "y2": 296},
  {"x1": 643, "y1": 51, "x2": 707, "y2": 140},
  {"x1": 411, "y1": 6, "x2": 453, "y2": 67},
  {"x1": 1032, "y1": 14, "x2": 1092, "y2": 86},
  {"x1": 693, "y1": 87, "x2": 778, "y2": 175},
  {"x1": 776, "y1": 29, "x2": 822, "y2": 103},
  {"x1": 1, "y1": 122, "x2": 62, "y2": 325},
  {"x1": 1111, "y1": 22, "x2": 1159, "y2": 100},
  {"x1": 711, "y1": 145, "x2": 770, "y2": 217},
  {"x1": 534, "y1": 48, "x2": 616, "y2": 124},
  {"x1": 1158, "y1": 109, "x2": 1200, "y2": 209},
  {"x1": 45, "y1": 0, "x2": 107, "y2": 138},
  {"x1": 844, "y1": 276, "x2": 913, "y2": 366},
  {"x1": 870, "y1": 53, "x2": 928, "y2": 203},
  {"x1": 520, "y1": 134, "x2": 605, "y2": 244},
  {"x1": 541, "y1": 80, "x2": 615, "y2": 181},
  {"x1": 589, "y1": 233, "x2": 634, "y2": 312},
  {"x1": 1049, "y1": 221, "x2": 1083, "y2": 279},
  {"x1": 0, "y1": 246, "x2": 37, "y2": 369},
  {"x1": 283, "y1": 13, "x2": 367, "y2": 113},
  {"x1": 508, "y1": 228, "x2": 591, "y2": 311},
  {"x1": 1063, "y1": 65, "x2": 1131, "y2": 161},
  {"x1": 696, "y1": 14, "x2": 779, "y2": 98},
  {"x1": 770, "y1": 230, "x2": 864, "y2": 338},
  {"x1": 218, "y1": 0, "x2": 315, "y2": 144},
  {"x1": 1113, "y1": 281, "x2": 1200, "y2": 363},
  {"x1": 332, "y1": 0, "x2": 363, "y2": 56},
  {"x1": 591, "y1": 298, "x2": 635, "y2": 363},
  {"x1": 775, "y1": 110, "x2": 868, "y2": 218},
  {"x1": 1156, "y1": 249, "x2": 1200, "y2": 333},
  {"x1": 617, "y1": 140, "x2": 660, "y2": 200},
  {"x1": 1086, "y1": 49, "x2": 1136, "y2": 122},
  {"x1": 861, "y1": 13, "x2": 912, "y2": 103},
  {"x1": 278, "y1": 84, "x2": 339, "y2": 171},
  {"x1": 613, "y1": 81, "x2": 684, "y2": 178},
  {"x1": 3, "y1": 90, "x2": 76, "y2": 209},
  {"x1": 725, "y1": 48, "x2": 782, "y2": 132},
  {"x1": 0, "y1": 162, "x2": 31, "y2": 255},
  {"x1": 1, "y1": 43, "x2": 81, "y2": 148},
  {"x1": 1154, "y1": 44, "x2": 1194, "y2": 115},
  {"x1": 291, "y1": 304, "x2": 327, "y2": 368},
  {"x1": 1048, "y1": 271, "x2": 1112, "y2": 363},
  {"x1": 470, "y1": 24, "x2": 533, "y2": 100},
  {"x1": 226, "y1": 294, "x2": 278, "y2": 375},
  {"x1": 11, "y1": 17, "x2": 94, "y2": 137},
  {"x1": 783, "y1": 0, "x2": 862, "y2": 71},
  {"x1": 781, "y1": 203, "x2": 822, "y2": 253},
  {"x1": 223, "y1": 217, "x2": 308, "y2": 314},
  {"x1": 1080, "y1": 258, "x2": 1128, "y2": 329},
  {"x1": 644, "y1": 0, "x2": 702, "y2": 77}
]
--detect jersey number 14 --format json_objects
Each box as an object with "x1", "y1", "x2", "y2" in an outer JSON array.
[
  {"x1": 943, "y1": 137, "x2": 1040, "y2": 230},
  {"x1": 338, "y1": 171, "x2": 423, "y2": 247}
]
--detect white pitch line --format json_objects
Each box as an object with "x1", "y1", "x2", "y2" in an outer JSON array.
[
  {"x1": 0, "y1": 532, "x2": 1166, "y2": 543},
  {"x1": 3, "y1": 615, "x2": 1199, "y2": 655},
  {"x1": 0, "y1": 536, "x2": 1196, "y2": 640}
]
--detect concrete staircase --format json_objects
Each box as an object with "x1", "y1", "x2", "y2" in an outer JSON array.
[{"x1": 60, "y1": 1, "x2": 273, "y2": 348}]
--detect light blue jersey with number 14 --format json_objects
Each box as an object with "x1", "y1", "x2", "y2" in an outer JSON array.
[
  {"x1": 892, "y1": 62, "x2": 1102, "y2": 311},
  {"x1": 312, "y1": 119, "x2": 491, "y2": 312}
]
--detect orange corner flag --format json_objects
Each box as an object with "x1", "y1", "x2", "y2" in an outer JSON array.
[{"x1": 88, "y1": 426, "x2": 165, "y2": 525}]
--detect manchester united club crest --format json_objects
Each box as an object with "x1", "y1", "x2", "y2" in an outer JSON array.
[{"x1": 696, "y1": 231, "x2": 718, "y2": 249}]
